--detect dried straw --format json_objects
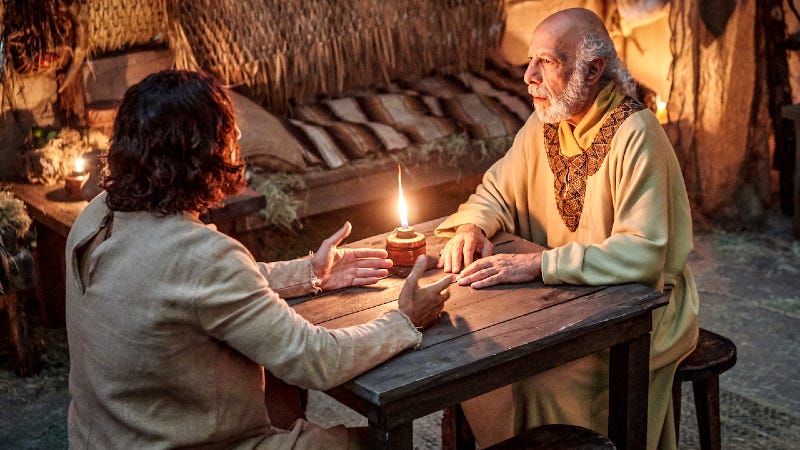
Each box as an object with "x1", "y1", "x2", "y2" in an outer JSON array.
[
  {"x1": 86, "y1": 0, "x2": 169, "y2": 55},
  {"x1": 167, "y1": 0, "x2": 505, "y2": 114}
]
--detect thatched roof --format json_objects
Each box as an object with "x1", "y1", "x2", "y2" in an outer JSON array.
[
  {"x1": 14, "y1": 0, "x2": 503, "y2": 115},
  {"x1": 167, "y1": 0, "x2": 505, "y2": 113}
]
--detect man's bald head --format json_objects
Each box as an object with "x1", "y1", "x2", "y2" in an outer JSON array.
[
  {"x1": 539, "y1": 8, "x2": 611, "y2": 37},
  {"x1": 534, "y1": 8, "x2": 613, "y2": 67},
  {"x1": 524, "y1": 8, "x2": 636, "y2": 124}
]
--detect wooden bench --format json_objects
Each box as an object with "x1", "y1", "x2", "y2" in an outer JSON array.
[
  {"x1": 442, "y1": 406, "x2": 615, "y2": 450},
  {"x1": 672, "y1": 328, "x2": 737, "y2": 450},
  {"x1": 487, "y1": 424, "x2": 616, "y2": 450}
]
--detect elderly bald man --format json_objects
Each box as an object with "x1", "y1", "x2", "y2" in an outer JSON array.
[{"x1": 435, "y1": 8, "x2": 698, "y2": 450}]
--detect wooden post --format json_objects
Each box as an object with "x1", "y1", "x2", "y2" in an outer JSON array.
[
  {"x1": 1, "y1": 290, "x2": 40, "y2": 376},
  {"x1": 780, "y1": 104, "x2": 800, "y2": 238}
]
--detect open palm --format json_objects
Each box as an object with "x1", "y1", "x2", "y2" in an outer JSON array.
[{"x1": 311, "y1": 222, "x2": 393, "y2": 291}]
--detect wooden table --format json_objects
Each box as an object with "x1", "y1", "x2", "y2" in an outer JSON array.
[{"x1": 287, "y1": 219, "x2": 667, "y2": 450}]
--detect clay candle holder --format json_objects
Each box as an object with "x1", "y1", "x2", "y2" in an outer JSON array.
[
  {"x1": 386, "y1": 165, "x2": 426, "y2": 277},
  {"x1": 64, "y1": 156, "x2": 87, "y2": 201},
  {"x1": 386, "y1": 225, "x2": 426, "y2": 278}
]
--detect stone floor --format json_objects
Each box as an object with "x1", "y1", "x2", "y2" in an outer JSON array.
[{"x1": 1, "y1": 210, "x2": 798, "y2": 449}]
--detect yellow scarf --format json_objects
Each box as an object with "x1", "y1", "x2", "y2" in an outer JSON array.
[{"x1": 557, "y1": 82, "x2": 625, "y2": 157}]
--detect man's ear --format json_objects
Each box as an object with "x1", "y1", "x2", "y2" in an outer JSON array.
[{"x1": 585, "y1": 58, "x2": 606, "y2": 85}]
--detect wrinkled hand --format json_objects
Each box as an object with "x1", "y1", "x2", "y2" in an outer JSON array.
[
  {"x1": 437, "y1": 224, "x2": 493, "y2": 274},
  {"x1": 456, "y1": 252, "x2": 542, "y2": 289},
  {"x1": 399, "y1": 256, "x2": 453, "y2": 329},
  {"x1": 311, "y1": 222, "x2": 393, "y2": 291}
]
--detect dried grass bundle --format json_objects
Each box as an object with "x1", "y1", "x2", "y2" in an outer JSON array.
[
  {"x1": 0, "y1": 191, "x2": 32, "y2": 241},
  {"x1": 19, "y1": 128, "x2": 91, "y2": 185},
  {"x1": 1, "y1": 0, "x2": 74, "y2": 74},
  {"x1": 247, "y1": 170, "x2": 306, "y2": 229},
  {"x1": 86, "y1": 0, "x2": 169, "y2": 55},
  {"x1": 167, "y1": 0, "x2": 505, "y2": 114}
]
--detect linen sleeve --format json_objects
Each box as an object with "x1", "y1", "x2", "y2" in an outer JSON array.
[
  {"x1": 257, "y1": 257, "x2": 321, "y2": 298},
  {"x1": 435, "y1": 117, "x2": 537, "y2": 238},
  {"x1": 196, "y1": 239, "x2": 422, "y2": 390},
  {"x1": 541, "y1": 114, "x2": 672, "y2": 287}
]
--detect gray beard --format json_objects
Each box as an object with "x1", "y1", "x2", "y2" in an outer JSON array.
[{"x1": 532, "y1": 67, "x2": 591, "y2": 124}]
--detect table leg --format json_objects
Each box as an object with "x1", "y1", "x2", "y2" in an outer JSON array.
[
  {"x1": 442, "y1": 405, "x2": 476, "y2": 450},
  {"x1": 368, "y1": 420, "x2": 413, "y2": 450},
  {"x1": 608, "y1": 332, "x2": 650, "y2": 450}
]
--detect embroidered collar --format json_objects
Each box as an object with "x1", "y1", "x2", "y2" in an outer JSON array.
[{"x1": 544, "y1": 97, "x2": 646, "y2": 232}]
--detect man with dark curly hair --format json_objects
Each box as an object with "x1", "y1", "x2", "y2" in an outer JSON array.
[{"x1": 65, "y1": 69, "x2": 452, "y2": 449}]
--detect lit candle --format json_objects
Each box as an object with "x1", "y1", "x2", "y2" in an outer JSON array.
[
  {"x1": 395, "y1": 165, "x2": 414, "y2": 238},
  {"x1": 73, "y1": 156, "x2": 85, "y2": 176},
  {"x1": 655, "y1": 98, "x2": 668, "y2": 124},
  {"x1": 64, "y1": 156, "x2": 87, "y2": 201},
  {"x1": 385, "y1": 165, "x2": 426, "y2": 277}
]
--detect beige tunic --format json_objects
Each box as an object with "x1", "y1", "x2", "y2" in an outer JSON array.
[
  {"x1": 66, "y1": 192, "x2": 421, "y2": 449},
  {"x1": 436, "y1": 90, "x2": 699, "y2": 450}
]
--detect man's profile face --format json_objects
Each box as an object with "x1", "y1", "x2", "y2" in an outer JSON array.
[{"x1": 524, "y1": 20, "x2": 589, "y2": 124}]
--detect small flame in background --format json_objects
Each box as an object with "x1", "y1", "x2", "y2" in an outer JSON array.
[
  {"x1": 74, "y1": 156, "x2": 85, "y2": 174},
  {"x1": 397, "y1": 165, "x2": 408, "y2": 227},
  {"x1": 655, "y1": 97, "x2": 668, "y2": 124}
]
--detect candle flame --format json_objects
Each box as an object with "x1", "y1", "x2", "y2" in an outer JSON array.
[
  {"x1": 655, "y1": 97, "x2": 668, "y2": 124},
  {"x1": 397, "y1": 165, "x2": 408, "y2": 227},
  {"x1": 74, "y1": 157, "x2": 85, "y2": 174}
]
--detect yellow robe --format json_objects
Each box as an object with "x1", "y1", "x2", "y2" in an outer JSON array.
[{"x1": 435, "y1": 83, "x2": 699, "y2": 450}]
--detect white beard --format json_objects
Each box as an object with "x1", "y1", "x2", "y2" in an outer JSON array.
[{"x1": 528, "y1": 66, "x2": 591, "y2": 124}]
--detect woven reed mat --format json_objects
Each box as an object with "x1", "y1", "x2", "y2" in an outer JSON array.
[
  {"x1": 167, "y1": 0, "x2": 504, "y2": 114},
  {"x1": 87, "y1": 0, "x2": 168, "y2": 55}
]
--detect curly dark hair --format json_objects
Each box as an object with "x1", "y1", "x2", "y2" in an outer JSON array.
[{"x1": 102, "y1": 69, "x2": 245, "y2": 214}]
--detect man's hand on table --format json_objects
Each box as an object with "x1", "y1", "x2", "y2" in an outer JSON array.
[
  {"x1": 399, "y1": 256, "x2": 453, "y2": 329},
  {"x1": 312, "y1": 221, "x2": 393, "y2": 291},
  {"x1": 456, "y1": 252, "x2": 542, "y2": 289},
  {"x1": 437, "y1": 224, "x2": 493, "y2": 274}
]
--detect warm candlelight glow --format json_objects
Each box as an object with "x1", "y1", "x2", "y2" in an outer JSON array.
[
  {"x1": 655, "y1": 98, "x2": 668, "y2": 124},
  {"x1": 386, "y1": 164, "x2": 425, "y2": 276},
  {"x1": 65, "y1": 156, "x2": 88, "y2": 201},
  {"x1": 74, "y1": 156, "x2": 85, "y2": 175},
  {"x1": 397, "y1": 165, "x2": 408, "y2": 227}
]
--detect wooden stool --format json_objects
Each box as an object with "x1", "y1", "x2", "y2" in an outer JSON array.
[
  {"x1": 672, "y1": 328, "x2": 737, "y2": 450},
  {"x1": 443, "y1": 405, "x2": 615, "y2": 450},
  {"x1": 487, "y1": 424, "x2": 616, "y2": 450}
]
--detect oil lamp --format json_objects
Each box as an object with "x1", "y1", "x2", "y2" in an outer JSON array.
[
  {"x1": 64, "y1": 156, "x2": 87, "y2": 201},
  {"x1": 386, "y1": 165, "x2": 426, "y2": 277}
]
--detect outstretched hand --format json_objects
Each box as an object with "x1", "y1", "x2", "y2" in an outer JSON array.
[
  {"x1": 399, "y1": 255, "x2": 453, "y2": 330},
  {"x1": 311, "y1": 222, "x2": 393, "y2": 291}
]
